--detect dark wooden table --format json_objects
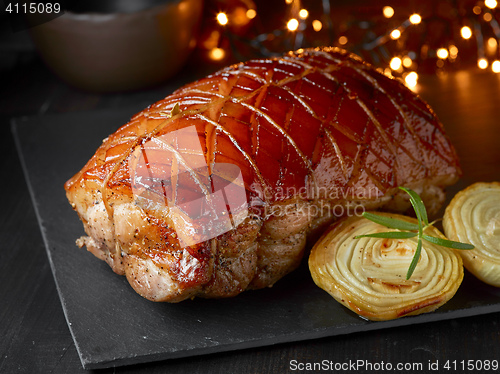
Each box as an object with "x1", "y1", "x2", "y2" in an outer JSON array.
[{"x1": 1, "y1": 54, "x2": 499, "y2": 373}]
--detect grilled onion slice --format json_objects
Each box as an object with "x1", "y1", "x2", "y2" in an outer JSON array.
[
  {"x1": 443, "y1": 182, "x2": 500, "y2": 287},
  {"x1": 309, "y1": 213, "x2": 464, "y2": 321}
]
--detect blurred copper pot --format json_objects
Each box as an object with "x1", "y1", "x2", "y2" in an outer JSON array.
[{"x1": 29, "y1": 0, "x2": 204, "y2": 92}]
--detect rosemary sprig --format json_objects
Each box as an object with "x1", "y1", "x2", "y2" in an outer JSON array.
[
  {"x1": 355, "y1": 186, "x2": 474, "y2": 280},
  {"x1": 361, "y1": 212, "x2": 419, "y2": 231}
]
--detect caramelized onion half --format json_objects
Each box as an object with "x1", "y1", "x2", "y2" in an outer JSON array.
[
  {"x1": 309, "y1": 213, "x2": 463, "y2": 321},
  {"x1": 443, "y1": 182, "x2": 500, "y2": 287}
]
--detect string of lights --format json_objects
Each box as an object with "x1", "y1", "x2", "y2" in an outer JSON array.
[{"x1": 198, "y1": 0, "x2": 500, "y2": 89}]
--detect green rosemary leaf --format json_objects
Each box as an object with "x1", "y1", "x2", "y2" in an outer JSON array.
[
  {"x1": 356, "y1": 187, "x2": 474, "y2": 281},
  {"x1": 355, "y1": 231, "x2": 418, "y2": 239},
  {"x1": 171, "y1": 102, "x2": 181, "y2": 116},
  {"x1": 428, "y1": 218, "x2": 442, "y2": 227},
  {"x1": 399, "y1": 186, "x2": 429, "y2": 226},
  {"x1": 422, "y1": 234, "x2": 475, "y2": 249},
  {"x1": 362, "y1": 212, "x2": 420, "y2": 231},
  {"x1": 407, "y1": 238, "x2": 422, "y2": 280}
]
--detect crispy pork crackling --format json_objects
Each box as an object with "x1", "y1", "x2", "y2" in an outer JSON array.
[{"x1": 65, "y1": 47, "x2": 461, "y2": 302}]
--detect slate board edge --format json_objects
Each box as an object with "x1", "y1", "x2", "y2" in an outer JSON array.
[
  {"x1": 11, "y1": 118, "x2": 90, "y2": 369},
  {"x1": 10, "y1": 111, "x2": 500, "y2": 370}
]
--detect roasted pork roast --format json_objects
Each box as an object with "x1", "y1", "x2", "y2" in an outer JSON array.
[{"x1": 65, "y1": 47, "x2": 461, "y2": 302}]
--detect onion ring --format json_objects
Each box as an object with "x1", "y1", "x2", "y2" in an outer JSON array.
[
  {"x1": 443, "y1": 182, "x2": 500, "y2": 287},
  {"x1": 309, "y1": 213, "x2": 463, "y2": 321}
]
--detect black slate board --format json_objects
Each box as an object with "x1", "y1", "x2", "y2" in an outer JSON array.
[{"x1": 12, "y1": 110, "x2": 500, "y2": 370}]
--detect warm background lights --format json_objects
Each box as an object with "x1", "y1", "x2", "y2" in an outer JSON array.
[
  {"x1": 299, "y1": 9, "x2": 309, "y2": 19},
  {"x1": 485, "y1": 0, "x2": 498, "y2": 9},
  {"x1": 312, "y1": 20, "x2": 322, "y2": 32},
  {"x1": 492, "y1": 60, "x2": 500, "y2": 72},
  {"x1": 216, "y1": 12, "x2": 228, "y2": 25},
  {"x1": 287, "y1": 18, "x2": 299, "y2": 31},
  {"x1": 437, "y1": 48, "x2": 449, "y2": 59},
  {"x1": 409, "y1": 14, "x2": 422, "y2": 24},
  {"x1": 383, "y1": 6, "x2": 394, "y2": 18},
  {"x1": 246, "y1": 9, "x2": 256, "y2": 19},
  {"x1": 461, "y1": 26, "x2": 472, "y2": 39},
  {"x1": 478, "y1": 58, "x2": 488, "y2": 69},
  {"x1": 390, "y1": 29, "x2": 401, "y2": 40},
  {"x1": 390, "y1": 57, "x2": 402, "y2": 70}
]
